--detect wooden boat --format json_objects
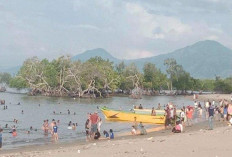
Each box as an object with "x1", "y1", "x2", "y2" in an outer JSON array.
[
  {"x1": 133, "y1": 109, "x2": 181, "y2": 116},
  {"x1": 100, "y1": 107, "x2": 165, "y2": 124}
]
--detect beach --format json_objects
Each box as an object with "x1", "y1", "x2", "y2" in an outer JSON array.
[
  {"x1": 0, "y1": 94, "x2": 232, "y2": 157},
  {"x1": 187, "y1": 94, "x2": 232, "y2": 102},
  {"x1": 0, "y1": 120, "x2": 230, "y2": 157}
]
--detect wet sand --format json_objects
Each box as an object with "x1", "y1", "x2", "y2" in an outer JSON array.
[
  {"x1": 0, "y1": 120, "x2": 230, "y2": 157},
  {"x1": 186, "y1": 94, "x2": 232, "y2": 102}
]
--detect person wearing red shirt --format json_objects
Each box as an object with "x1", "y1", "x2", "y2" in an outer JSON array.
[
  {"x1": 186, "y1": 107, "x2": 193, "y2": 126},
  {"x1": 90, "y1": 112, "x2": 99, "y2": 138}
]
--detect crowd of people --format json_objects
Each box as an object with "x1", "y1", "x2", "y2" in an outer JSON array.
[
  {"x1": 84, "y1": 112, "x2": 114, "y2": 141},
  {"x1": 163, "y1": 98, "x2": 232, "y2": 133}
]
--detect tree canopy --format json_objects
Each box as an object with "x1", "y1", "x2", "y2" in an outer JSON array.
[{"x1": 8, "y1": 56, "x2": 232, "y2": 97}]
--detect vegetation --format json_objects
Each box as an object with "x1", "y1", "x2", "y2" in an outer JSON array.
[
  {"x1": 7, "y1": 56, "x2": 232, "y2": 97},
  {"x1": 0, "y1": 72, "x2": 12, "y2": 84}
]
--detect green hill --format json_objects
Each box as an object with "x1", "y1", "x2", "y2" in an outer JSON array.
[
  {"x1": 72, "y1": 40, "x2": 232, "y2": 79},
  {"x1": 72, "y1": 48, "x2": 120, "y2": 64}
]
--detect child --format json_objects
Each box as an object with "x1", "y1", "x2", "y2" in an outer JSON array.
[
  {"x1": 103, "y1": 130, "x2": 109, "y2": 139},
  {"x1": 228, "y1": 117, "x2": 232, "y2": 126},
  {"x1": 11, "y1": 125, "x2": 17, "y2": 137},
  {"x1": 53, "y1": 122, "x2": 58, "y2": 141},
  {"x1": 131, "y1": 126, "x2": 137, "y2": 135},
  {"x1": 94, "y1": 129, "x2": 101, "y2": 140},
  {"x1": 172, "y1": 121, "x2": 183, "y2": 133},
  {"x1": 109, "y1": 129, "x2": 114, "y2": 139},
  {"x1": 139, "y1": 122, "x2": 147, "y2": 135},
  {"x1": 0, "y1": 128, "x2": 3, "y2": 149}
]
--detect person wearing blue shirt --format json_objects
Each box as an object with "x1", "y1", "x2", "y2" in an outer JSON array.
[
  {"x1": 53, "y1": 122, "x2": 58, "y2": 141},
  {"x1": 208, "y1": 103, "x2": 215, "y2": 130},
  {"x1": 109, "y1": 129, "x2": 114, "y2": 139},
  {"x1": 103, "y1": 130, "x2": 109, "y2": 139}
]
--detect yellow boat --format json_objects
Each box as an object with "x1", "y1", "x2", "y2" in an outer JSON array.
[{"x1": 101, "y1": 107, "x2": 165, "y2": 124}]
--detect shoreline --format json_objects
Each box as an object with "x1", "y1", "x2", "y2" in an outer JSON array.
[
  {"x1": 186, "y1": 93, "x2": 232, "y2": 102},
  {"x1": 0, "y1": 124, "x2": 165, "y2": 154},
  {"x1": 0, "y1": 120, "x2": 229, "y2": 157},
  {"x1": 1, "y1": 94, "x2": 232, "y2": 156}
]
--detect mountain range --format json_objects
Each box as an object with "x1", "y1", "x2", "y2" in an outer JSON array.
[
  {"x1": 72, "y1": 40, "x2": 232, "y2": 79},
  {"x1": 1, "y1": 40, "x2": 231, "y2": 79}
]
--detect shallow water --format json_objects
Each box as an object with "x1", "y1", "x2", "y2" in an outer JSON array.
[{"x1": 0, "y1": 92, "x2": 195, "y2": 149}]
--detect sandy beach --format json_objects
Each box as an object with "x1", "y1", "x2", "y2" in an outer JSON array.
[
  {"x1": 187, "y1": 94, "x2": 232, "y2": 102},
  {"x1": 0, "y1": 121, "x2": 230, "y2": 157}
]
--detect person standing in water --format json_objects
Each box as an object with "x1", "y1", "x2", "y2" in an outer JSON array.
[
  {"x1": 90, "y1": 112, "x2": 99, "y2": 139},
  {"x1": 12, "y1": 126, "x2": 17, "y2": 137},
  {"x1": 97, "y1": 117, "x2": 102, "y2": 132},
  {"x1": 53, "y1": 122, "x2": 58, "y2": 141},
  {"x1": 85, "y1": 114, "x2": 91, "y2": 141},
  {"x1": 44, "y1": 120, "x2": 49, "y2": 135},
  {"x1": 0, "y1": 128, "x2": 3, "y2": 149},
  {"x1": 50, "y1": 119, "x2": 55, "y2": 135},
  {"x1": 186, "y1": 107, "x2": 193, "y2": 126},
  {"x1": 157, "y1": 103, "x2": 161, "y2": 110}
]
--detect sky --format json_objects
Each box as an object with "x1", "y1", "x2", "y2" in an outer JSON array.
[{"x1": 0, "y1": 0, "x2": 232, "y2": 67}]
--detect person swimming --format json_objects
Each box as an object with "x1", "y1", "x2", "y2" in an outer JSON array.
[
  {"x1": 72, "y1": 123, "x2": 76, "y2": 130},
  {"x1": 11, "y1": 125, "x2": 17, "y2": 136},
  {"x1": 68, "y1": 123, "x2": 72, "y2": 130}
]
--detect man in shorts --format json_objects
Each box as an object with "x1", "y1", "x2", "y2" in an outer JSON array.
[{"x1": 90, "y1": 112, "x2": 99, "y2": 139}]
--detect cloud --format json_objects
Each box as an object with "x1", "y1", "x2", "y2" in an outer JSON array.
[
  {"x1": 123, "y1": 50, "x2": 154, "y2": 59},
  {"x1": 125, "y1": 2, "x2": 192, "y2": 40},
  {"x1": 0, "y1": 0, "x2": 232, "y2": 67},
  {"x1": 69, "y1": 24, "x2": 100, "y2": 30}
]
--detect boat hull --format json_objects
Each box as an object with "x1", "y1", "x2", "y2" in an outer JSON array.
[
  {"x1": 134, "y1": 109, "x2": 181, "y2": 115},
  {"x1": 101, "y1": 108, "x2": 165, "y2": 124}
]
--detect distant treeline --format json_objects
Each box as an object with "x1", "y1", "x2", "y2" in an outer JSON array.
[{"x1": 1, "y1": 56, "x2": 232, "y2": 97}]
